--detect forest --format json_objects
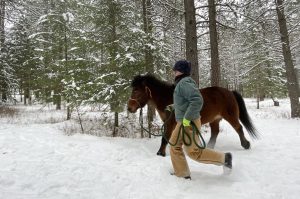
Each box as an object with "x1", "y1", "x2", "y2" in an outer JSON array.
[
  {"x1": 0, "y1": 0, "x2": 300, "y2": 134},
  {"x1": 1, "y1": 1, "x2": 300, "y2": 198}
]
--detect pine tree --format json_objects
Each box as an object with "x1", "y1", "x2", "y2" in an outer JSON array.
[
  {"x1": 0, "y1": 0, "x2": 9, "y2": 101},
  {"x1": 7, "y1": 17, "x2": 38, "y2": 105},
  {"x1": 233, "y1": 0, "x2": 286, "y2": 103}
]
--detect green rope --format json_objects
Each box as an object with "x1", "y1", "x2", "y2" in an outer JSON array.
[
  {"x1": 161, "y1": 121, "x2": 206, "y2": 149},
  {"x1": 139, "y1": 107, "x2": 206, "y2": 149}
]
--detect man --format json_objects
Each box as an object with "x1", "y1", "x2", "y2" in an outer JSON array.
[{"x1": 170, "y1": 60, "x2": 232, "y2": 179}]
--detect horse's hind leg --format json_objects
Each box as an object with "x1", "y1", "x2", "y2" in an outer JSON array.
[
  {"x1": 236, "y1": 124, "x2": 250, "y2": 149},
  {"x1": 223, "y1": 115, "x2": 250, "y2": 149},
  {"x1": 207, "y1": 120, "x2": 221, "y2": 149}
]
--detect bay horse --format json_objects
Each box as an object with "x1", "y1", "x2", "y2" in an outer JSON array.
[{"x1": 127, "y1": 74, "x2": 258, "y2": 156}]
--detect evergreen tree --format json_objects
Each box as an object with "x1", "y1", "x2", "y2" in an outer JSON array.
[
  {"x1": 234, "y1": 0, "x2": 286, "y2": 101},
  {"x1": 7, "y1": 17, "x2": 38, "y2": 104}
]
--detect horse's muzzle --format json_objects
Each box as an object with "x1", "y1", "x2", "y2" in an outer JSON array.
[
  {"x1": 127, "y1": 100, "x2": 138, "y2": 113},
  {"x1": 127, "y1": 106, "x2": 137, "y2": 113}
]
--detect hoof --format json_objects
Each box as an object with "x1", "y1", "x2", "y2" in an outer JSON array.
[
  {"x1": 242, "y1": 141, "x2": 251, "y2": 149},
  {"x1": 157, "y1": 151, "x2": 166, "y2": 157}
]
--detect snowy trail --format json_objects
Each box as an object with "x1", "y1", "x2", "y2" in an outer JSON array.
[{"x1": 0, "y1": 117, "x2": 300, "y2": 199}]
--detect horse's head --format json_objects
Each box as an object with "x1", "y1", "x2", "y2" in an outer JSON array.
[{"x1": 127, "y1": 74, "x2": 152, "y2": 113}]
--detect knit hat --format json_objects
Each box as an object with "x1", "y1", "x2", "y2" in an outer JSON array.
[{"x1": 172, "y1": 60, "x2": 191, "y2": 75}]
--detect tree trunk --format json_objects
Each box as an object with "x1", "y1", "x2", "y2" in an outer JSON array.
[
  {"x1": 29, "y1": 90, "x2": 32, "y2": 105},
  {"x1": 142, "y1": 0, "x2": 154, "y2": 70},
  {"x1": 0, "y1": 0, "x2": 8, "y2": 102},
  {"x1": 56, "y1": 95, "x2": 61, "y2": 110},
  {"x1": 208, "y1": 0, "x2": 221, "y2": 87},
  {"x1": 24, "y1": 88, "x2": 30, "y2": 105},
  {"x1": 0, "y1": 0, "x2": 4, "y2": 46},
  {"x1": 275, "y1": 0, "x2": 300, "y2": 118},
  {"x1": 140, "y1": 108, "x2": 144, "y2": 138},
  {"x1": 54, "y1": 89, "x2": 61, "y2": 110},
  {"x1": 184, "y1": 0, "x2": 199, "y2": 86},
  {"x1": 147, "y1": 105, "x2": 155, "y2": 138},
  {"x1": 67, "y1": 106, "x2": 71, "y2": 120},
  {"x1": 108, "y1": 1, "x2": 120, "y2": 135},
  {"x1": 1, "y1": 83, "x2": 7, "y2": 102},
  {"x1": 28, "y1": 73, "x2": 32, "y2": 105},
  {"x1": 113, "y1": 112, "x2": 119, "y2": 137},
  {"x1": 256, "y1": 86, "x2": 260, "y2": 109},
  {"x1": 64, "y1": 14, "x2": 69, "y2": 119},
  {"x1": 20, "y1": 89, "x2": 23, "y2": 102},
  {"x1": 142, "y1": 0, "x2": 155, "y2": 138}
]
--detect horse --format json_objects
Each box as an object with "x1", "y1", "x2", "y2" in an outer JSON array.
[{"x1": 127, "y1": 74, "x2": 258, "y2": 156}]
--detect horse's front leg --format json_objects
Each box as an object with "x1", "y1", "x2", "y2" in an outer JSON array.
[
  {"x1": 157, "y1": 137, "x2": 168, "y2": 157},
  {"x1": 157, "y1": 113, "x2": 176, "y2": 157}
]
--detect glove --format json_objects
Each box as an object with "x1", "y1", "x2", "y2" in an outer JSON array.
[
  {"x1": 182, "y1": 118, "x2": 191, "y2": 127},
  {"x1": 182, "y1": 118, "x2": 192, "y2": 143}
]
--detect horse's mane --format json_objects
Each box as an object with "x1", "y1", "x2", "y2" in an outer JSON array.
[{"x1": 131, "y1": 74, "x2": 174, "y2": 90}]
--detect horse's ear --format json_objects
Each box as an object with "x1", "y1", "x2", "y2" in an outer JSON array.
[
  {"x1": 142, "y1": 76, "x2": 150, "y2": 87},
  {"x1": 138, "y1": 80, "x2": 146, "y2": 89},
  {"x1": 132, "y1": 74, "x2": 146, "y2": 88}
]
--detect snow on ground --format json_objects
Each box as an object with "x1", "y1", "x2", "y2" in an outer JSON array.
[{"x1": 0, "y1": 99, "x2": 300, "y2": 199}]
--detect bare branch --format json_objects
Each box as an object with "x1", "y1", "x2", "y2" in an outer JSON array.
[
  {"x1": 216, "y1": 21, "x2": 236, "y2": 30},
  {"x1": 196, "y1": 20, "x2": 209, "y2": 25},
  {"x1": 197, "y1": 31, "x2": 209, "y2": 38},
  {"x1": 216, "y1": 3, "x2": 238, "y2": 18},
  {"x1": 195, "y1": 5, "x2": 208, "y2": 10},
  {"x1": 196, "y1": 13, "x2": 208, "y2": 20}
]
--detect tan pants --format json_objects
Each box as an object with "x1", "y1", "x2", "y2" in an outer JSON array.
[{"x1": 170, "y1": 118, "x2": 225, "y2": 177}]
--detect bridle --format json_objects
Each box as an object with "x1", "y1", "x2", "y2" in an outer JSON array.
[
  {"x1": 128, "y1": 86, "x2": 152, "y2": 109},
  {"x1": 128, "y1": 97, "x2": 142, "y2": 108}
]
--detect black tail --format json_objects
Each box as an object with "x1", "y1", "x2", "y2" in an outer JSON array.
[{"x1": 232, "y1": 91, "x2": 259, "y2": 139}]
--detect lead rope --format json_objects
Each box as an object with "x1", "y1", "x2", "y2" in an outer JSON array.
[{"x1": 139, "y1": 107, "x2": 206, "y2": 149}]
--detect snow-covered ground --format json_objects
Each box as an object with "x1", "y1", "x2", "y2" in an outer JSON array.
[{"x1": 0, "y1": 99, "x2": 299, "y2": 199}]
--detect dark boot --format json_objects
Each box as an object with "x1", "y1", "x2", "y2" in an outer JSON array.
[
  {"x1": 223, "y1": 153, "x2": 232, "y2": 175},
  {"x1": 224, "y1": 152, "x2": 232, "y2": 169},
  {"x1": 170, "y1": 172, "x2": 191, "y2": 180}
]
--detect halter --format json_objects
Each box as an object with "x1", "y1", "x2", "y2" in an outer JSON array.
[
  {"x1": 128, "y1": 86, "x2": 205, "y2": 148},
  {"x1": 128, "y1": 86, "x2": 152, "y2": 108},
  {"x1": 128, "y1": 97, "x2": 142, "y2": 108},
  {"x1": 145, "y1": 86, "x2": 152, "y2": 99}
]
